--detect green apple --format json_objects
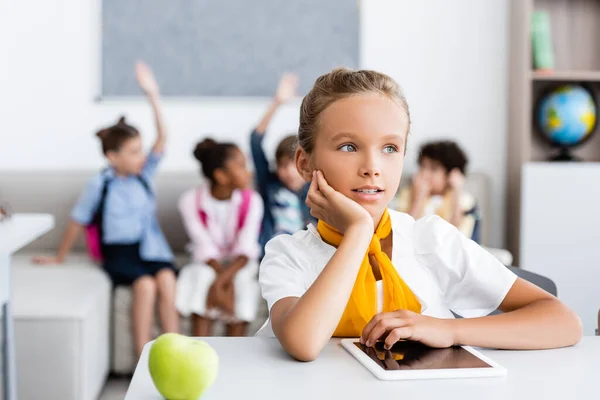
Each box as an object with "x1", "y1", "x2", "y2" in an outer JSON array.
[{"x1": 149, "y1": 333, "x2": 219, "y2": 400}]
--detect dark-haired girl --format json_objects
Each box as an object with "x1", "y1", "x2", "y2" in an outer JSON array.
[
  {"x1": 176, "y1": 139, "x2": 263, "y2": 337},
  {"x1": 33, "y1": 62, "x2": 179, "y2": 357}
]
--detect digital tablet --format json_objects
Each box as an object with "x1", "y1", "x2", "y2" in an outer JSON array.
[{"x1": 341, "y1": 339, "x2": 506, "y2": 381}]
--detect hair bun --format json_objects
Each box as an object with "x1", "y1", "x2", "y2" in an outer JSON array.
[
  {"x1": 117, "y1": 116, "x2": 127, "y2": 125},
  {"x1": 193, "y1": 138, "x2": 218, "y2": 162},
  {"x1": 96, "y1": 128, "x2": 108, "y2": 139}
]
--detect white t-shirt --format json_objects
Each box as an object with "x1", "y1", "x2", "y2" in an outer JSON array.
[
  {"x1": 257, "y1": 210, "x2": 517, "y2": 336},
  {"x1": 210, "y1": 198, "x2": 234, "y2": 246}
]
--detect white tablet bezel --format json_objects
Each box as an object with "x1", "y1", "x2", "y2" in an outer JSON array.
[{"x1": 341, "y1": 339, "x2": 506, "y2": 381}]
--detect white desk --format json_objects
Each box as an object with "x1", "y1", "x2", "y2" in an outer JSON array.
[
  {"x1": 0, "y1": 214, "x2": 54, "y2": 400},
  {"x1": 126, "y1": 336, "x2": 600, "y2": 399}
]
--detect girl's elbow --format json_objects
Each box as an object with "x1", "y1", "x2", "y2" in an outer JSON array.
[
  {"x1": 288, "y1": 346, "x2": 320, "y2": 362},
  {"x1": 566, "y1": 311, "x2": 583, "y2": 346},
  {"x1": 554, "y1": 303, "x2": 583, "y2": 347},
  {"x1": 278, "y1": 327, "x2": 324, "y2": 362}
]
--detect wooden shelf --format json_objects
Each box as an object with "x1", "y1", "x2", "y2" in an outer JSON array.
[
  {"x1": 509, "y1": 0, "x2": 600, "y2": 264},
  {"x1": 531, "y1": 70, "x2": 600, "y2": 82}
]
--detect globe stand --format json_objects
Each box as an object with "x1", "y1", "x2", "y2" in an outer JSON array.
[{"x1": 550, "y1": 147, "x2": 581, "y2": 162}]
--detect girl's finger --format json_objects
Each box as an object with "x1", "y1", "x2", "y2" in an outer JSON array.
[
  {"x1": 307, "y1": 171, "x2": 321, "y2": 197},
  {"x1": 384, "y1": 327, "x2": 413, "y2": 350},
  {"x1": 361, "y1": 312, "x2": 395, "y2": 344},
  {"x1": 306, "y1": 193, "x2": 324, "y2": 211},
  {"x1": 307, "y1": 189, "x2": 327, "y2": 209},
  {"x1": 362, "y1": 315, "x2": 407, "y2": 346},
  {"x1": 366, "y1": 318, "x2": 408, "y2": 347},
  {"x1": 308, "y1": 170, "x2": 317, "y2": 188},
  {"x1": 310, "y1": 209, "x2": 324, "y2": 221},
  {"x1": 315, "y1": 171, "x2": 335, "y2": 198}
]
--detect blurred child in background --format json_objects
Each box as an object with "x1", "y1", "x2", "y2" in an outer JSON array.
[
  {"x1": 34, "y1": 63, "x2": 179, "y2": 357},
  {"x1": 391, "y1": 140, "x2": 480, "y2": 242},
  {"x1": 249, "y1": 73, "x2": 314, "y2": 255},
  {"x1": 176, "y1": 139, "x2": 264, "y2": 337}
]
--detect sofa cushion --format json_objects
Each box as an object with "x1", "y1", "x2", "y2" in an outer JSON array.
[
  {"x1": 11, "y1": 254, "x2": 111, "y2": 400},
  {"x1": 12, "y1": 256, "x2": 111, "y2": 319}
]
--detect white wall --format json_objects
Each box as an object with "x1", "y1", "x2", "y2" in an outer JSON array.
[{"x1": 0, "y1": 0, "x2": 508, "y2": 247}]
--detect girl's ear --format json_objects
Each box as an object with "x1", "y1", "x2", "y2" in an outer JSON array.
[
  {"x1": 295, "y1": 147, "x2": 313, "y2": 182},
  {"x1": 213, "y1": 168, "x2": 230, "y2": 186},
  {"x1": 105, "y1": 150, "x2": 118, "y2": 165}
]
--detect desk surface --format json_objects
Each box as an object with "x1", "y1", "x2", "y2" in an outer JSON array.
[
  {"x1": 126, "y1": 336, "x2": 600, "y2": 400},
  {"x1": 0, "y1": 214, "x2": 54, "y2": 304}
]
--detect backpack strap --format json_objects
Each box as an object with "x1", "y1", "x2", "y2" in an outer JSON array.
[
  {"x1": 135, "y1": 175, "x2": 153, "y2": 197},
  {"x1": 196, "y1": 188, "x2": 252, "y2": 231},
  {"x1": 92, "y1": 175, "x2": 113, "y2": 244},
  {"x1": 237, "y1": 189, "x2": 252, "y2": 231},
  {"x1": 196, "y1": 188, "x2": 208, "y2": 227}
]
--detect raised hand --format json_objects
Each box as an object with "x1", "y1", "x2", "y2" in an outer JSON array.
[
  {"x1": 275, "y1": 72, "x2": 299, "y2": 104},
  {"x1": 135, "y1": 62, "x2": 160, "y2": 97}
]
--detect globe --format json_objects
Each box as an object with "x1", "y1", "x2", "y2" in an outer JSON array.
[{"x1": 536, "y1": 84, "x2": 597, "y2": 160}]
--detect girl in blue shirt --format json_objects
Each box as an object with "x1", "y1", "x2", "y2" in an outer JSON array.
[{"x1": 34, "y1": 62, "x2": 179, "y2": 357}]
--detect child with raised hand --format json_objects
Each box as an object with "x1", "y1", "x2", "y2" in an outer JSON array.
[
  {"x1": 33, "y1": 62, "x2": 179, "y2": 357},
  {"x1": 258, "y1": 68, "x2": 581, "y2": 361},
  {"x1": 250, "y1": 73, "x2": 313, "y2": 255},
  {"x1": 392, "y1": 140, "x2": 481, "y2": 242},
  {"x1": 176, "y1": 139, "x2": 264, "y2": 337}
]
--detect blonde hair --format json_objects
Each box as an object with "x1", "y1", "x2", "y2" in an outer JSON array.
[{"x1": 298, "y1": 68, "x2": 410, "y2": 154}]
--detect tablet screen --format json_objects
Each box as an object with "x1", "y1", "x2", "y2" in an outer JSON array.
[{"x1": 354, "y1": 341, "x2": 492, "y2": 370}]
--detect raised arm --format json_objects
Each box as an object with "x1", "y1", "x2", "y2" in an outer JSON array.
[
  {"x1": 135, "y1": 62, "x2": 166, "y2": 154},
  {"x1": 255, "y1": 73, "x2": 299, "y2": 135}
]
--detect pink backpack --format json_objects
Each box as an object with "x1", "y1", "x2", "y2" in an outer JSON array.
[
  {"x1": 85, "y1": 225, "x2": 104, "y2": 262},
  {"x1": 197, "y1": 188, "x2": 252, "y2": 235}
]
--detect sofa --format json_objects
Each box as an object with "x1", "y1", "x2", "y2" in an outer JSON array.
[
  {"x1": 1, "y1": 169, "x2": 509, "y2": 382},
  {"x1": 11, "y1": 260, "x2": 111, "y2": 400},
  {"x1": 2, "y1": 170, "x2": 270, "y2": 376}
]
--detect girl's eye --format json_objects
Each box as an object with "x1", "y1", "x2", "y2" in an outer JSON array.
[
  {"x1": 339, "y1": 144, "x2": 357, "y2": 152},
  {"x1": 383, "y1": 145, "x2": 398, "y2": 154}
]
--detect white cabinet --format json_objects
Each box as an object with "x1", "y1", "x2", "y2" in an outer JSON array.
[
  {"x1": 0, "y1": 214, "x2": 54, "y2": 400},
  {"x1": 521, "y1": 163, "x2": 600, "y2": 334}
]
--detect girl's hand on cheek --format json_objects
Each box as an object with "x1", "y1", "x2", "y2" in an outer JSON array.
[{"x1": 305, "y1": 170, "x2": 373, "y2": 233}]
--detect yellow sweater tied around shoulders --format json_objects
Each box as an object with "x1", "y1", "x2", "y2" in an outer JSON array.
[{"x1": 317, "y1": 208, "x2": 421, "y2": 337}]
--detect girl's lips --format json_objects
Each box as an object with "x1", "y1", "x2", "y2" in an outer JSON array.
[{"x1": 350, "y1": 189, "x2": 385, "y2": 203}]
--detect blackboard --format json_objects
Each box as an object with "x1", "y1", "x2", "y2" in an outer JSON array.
[{"x1": 101, "y1": 0, "x2": 360, "y2": 97}]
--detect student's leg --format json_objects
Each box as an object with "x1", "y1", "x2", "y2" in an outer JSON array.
[
  {"x1": 179, "y1": 263, "x2": 217, "y2": 336},
  {"x1": 226, "y1": 322, "x2": 248, "y2": 337},
  {"x1": 228, "y1": 260, "x2": 261, "y2": 337},
  {"x1": 155, "y1": 268, "x2": 179, "y2": 333},
  {"x1": 192, "y1": 314, "x2": 214, "y2": 337},
  {"x1": 131, "y1": 275, "x2": 157, "y2": 357}
]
